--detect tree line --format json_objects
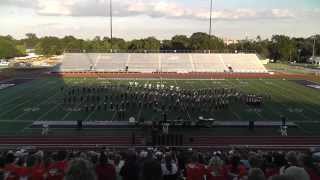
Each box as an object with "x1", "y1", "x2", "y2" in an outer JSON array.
[{"x1": 0, "y1": 32, "x2": 319, "y2": 63}]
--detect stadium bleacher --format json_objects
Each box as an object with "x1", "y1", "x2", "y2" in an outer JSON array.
[{"x1": 56, "y1": 53, "x2": 268, "y2": 73}]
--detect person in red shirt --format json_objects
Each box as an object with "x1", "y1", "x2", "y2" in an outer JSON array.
[
  {"x1": 298, "y1": 153, "x2": 320, "y2": 180},
  {"x1": 206, "y1": 156, "x2": 227, "y2": 180},
  {"x1": 95, "y1": 152, "x2": 116, "y2": 180},
  {"x1": 4, "y1": 163, "x2": 19, "y2": 180},
  {"x1": 225, "y1": 155, "x2": 247, "y2": 180},
  {"x1": 264, "y1": 166, "x2": 279, "y2": 178},
  {"x1": 47, "y1": 151, "x2": 68, "y2": 180},
  {"x1": 186, "y1": 153, "x2": 206, "y2": 180},
  {"x1": 30, "y1": 155, "x2": 47, "y2": 180},
  {"x1": 0, "y1": 154, "x2": 5, "y2": 180},
  {"x1": 4, "y1": 153, "x2": 20, "y2": 180}
]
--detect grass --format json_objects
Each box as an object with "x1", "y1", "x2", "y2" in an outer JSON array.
[
  {"x1": 0, "y1": 77, "x2": 320, "y2": 136},
  {"x1": 265, "y1": 63, "x2": 320, "y2": 74}
]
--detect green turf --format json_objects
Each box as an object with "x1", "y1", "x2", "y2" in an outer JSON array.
[
  {"x1": 265, "y1": 63, "x2": 320, "y2": 75},
  {"x1": 0, "y1": 77, "x2": 320, "y2": 135}
]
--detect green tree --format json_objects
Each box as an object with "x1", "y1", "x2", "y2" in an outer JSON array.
[
  {"x1": 24, "y1": 33, "x2": 38, "y2": 49},
  {"x1": 143, "y1": 37, "x2": 160, "y2": 50},
  {"x1": 270, "y1": 35, "x2": 296, "y2": 62},
  {"x1": 128, "y1": 39, "x2": 144, "y2": 50},
  {"x1": 171, "y1": 35, "x2": 190, "y2": 50},
  {"x1": 111, "y1": 38, "x2": 127, "y2": 50},
  {"x1": 189, "y1": 32, "x2": 224, "y2": 50},
  {"x1": 0, "y1": 37, "x2": 24, "y2": 58},
  {"x1": 190, "y1": 32, "x2": 211, "y2": 50},
  {"x1": 16, "y1": 44, "x2": 27, "y2": 55},
  {"x1": 160, "y1": 40, "x2": 172, "y2": 50},
  {"x1": 35, "y1": 36, "x2": 63, "y2": 55}
]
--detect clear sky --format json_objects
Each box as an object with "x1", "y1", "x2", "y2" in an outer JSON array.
[{"x1": 0, "y1": 0, "x2": 319, "y2": 40}]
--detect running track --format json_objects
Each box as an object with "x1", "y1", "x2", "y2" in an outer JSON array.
[
  {"x1": 50, "y1": 72, "x2": 320, "y2": 82},
  {"x1": 0, "y1": 136, "x2": 319, "y2": 150}
]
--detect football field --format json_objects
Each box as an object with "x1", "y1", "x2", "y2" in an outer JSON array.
[{"x1": 0, "y1": 77, "x2": 320, "y2": 135}]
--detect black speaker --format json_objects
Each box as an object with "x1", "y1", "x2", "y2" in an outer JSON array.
[
  {"x1": 77, "y1": 120, "x2": 83, "y2": 130},
  {"x1": 166, "y1": 134, "x2": 170, "y2": 146},
  {"x1": 249, "y1": 120, "x2": 254, "y2": 131},
  {"x1": 179, "y1": 134, "x2": 184, "y2": 146},
  {"x1": 189, "y1": 137, "x2": 194, "y2": 143},
  {"x1": 161, "y1": 134, "x2": 165, "y2": 145},
  {"x1": 152, "y1": 134, "x2": 156, "y2": 146},
  {"x1": 131, "y1": 132, "x2": 136, "y2": 145},
  {"x1": 281, "y1": 116, "x2": 287, "y2": 126},
  {"x1": 163, "y1": 113, "x2": 167, "y2": 122}
]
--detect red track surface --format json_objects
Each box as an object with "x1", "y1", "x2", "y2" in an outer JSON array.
[
  {"x1": 0, "y1": 75, "x2": 6, "y2": 81},
  {"x1": 0, "y1": 136, "x2": 319, "y2": 150},
  {"x1": 50, "y1": 72, "x2": 320, "y2": 82}
]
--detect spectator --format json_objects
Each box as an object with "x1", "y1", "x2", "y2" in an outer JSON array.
[
  {"x1": 248, "y1": 152, "x2": 262, "y2": 169},
  {"x1": 65, "y1": 158, "x2": 96, "y2": 180},
  {"x1": 264, "y1": 153, "x2": 280, "y2": 178},
  {"x1": 141, "y1": 158, "x2": 162, "y2": 180},
  {"x1": 114, "y1": 154, "x2": 124, "y2": 180},
  {"x1": 16, "y1": 155, "x2": 30, "y2": 179},
  {"x1": 30, "y1": 154, "x2": 47, "y2": 180},
  {"x1": 0, "y1": 148, "x2": 319, "y2": 180},
  {"x1": 270, "y1": 175, "x2": 294, "y2": 180},
  {"x1": 47, "y1": 151, "x2": 68, "y2": 180},
  {"x1": 298, "y1": 153, "x2": 320, "y2": 180},
  {"x1": 247, "y1": 168, "x2": 266, "y2": 180},
  {"x1": 225, "y1": 154, "x2": 247, "y2": 180},
  {"x1": 284, "y1": 166, "x2": 310, "y2": 180},
  {"x1": 0, "y1": 153, "x2": 5, "y2": 180},
  {"x1": 280, "y1": 151, "x2": 298, "y2": 174},
  {"x1": 95, "y1": 152, "x2": 116, "y2": 180},
  {"x1": 206, "y1": 155, "x2": 225, "y2": 180},
  {"x1": 186, "y1": 153, "x2": 206, "y2": 180},
  {"x1": 4, "y1": 151, "x2": 19, "y2": 180},
  {"x1": 161, "y1": 153, "x2": 178, "y2": 180},
  {"x1": 120, "y1": 152, "x2": 140, "y2": 180}
]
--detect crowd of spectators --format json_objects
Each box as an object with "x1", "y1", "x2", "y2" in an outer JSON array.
[{"x1": 0, "y1": 147, "x2": 319, "y2": 180}]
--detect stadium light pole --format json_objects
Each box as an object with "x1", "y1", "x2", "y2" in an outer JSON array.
[
  {"x1": 209, "y1": 0, "x2": 213, "y2": 38},
  {"x1": 108, "y1": 0, "x2": 113, "y2": 53},
  {"x1": 313, "y1": 37, "x2": 316, "y2": 58},
  {"x1": 209, "y1": 0, "x2": 213, "y2": 52}
]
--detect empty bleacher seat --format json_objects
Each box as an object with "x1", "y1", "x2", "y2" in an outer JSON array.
[{"x1": 57, "y1": 53, "x2": 267, "y2": 73}]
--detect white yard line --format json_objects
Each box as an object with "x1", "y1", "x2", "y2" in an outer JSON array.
[
  {"x1": 35, "y1": 103, "x2": 61, "y2": 121},
  {"x1": 253, "y1": 79, "x2": 310, "y2": 121},
  {"x1": 264, "y1": 81, "x2": 316, "y2": 120},
  {"x1": 0, "y1": 79, "x2": 52, "y2": 107},
  {"x1": 60, "y1": 111, "x2": 73, "y2": 121},
  {"x1": 13, "y1": 89, "x2": 61, "y2": 121}
]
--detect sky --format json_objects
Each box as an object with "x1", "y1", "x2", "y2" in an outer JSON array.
[{"x1": 0, "y1": 0, "x2": 320, "y2": 40}]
